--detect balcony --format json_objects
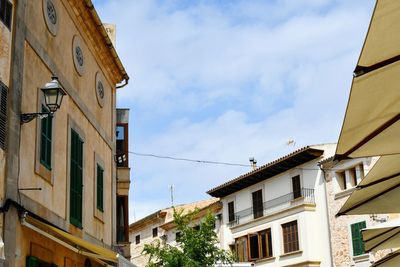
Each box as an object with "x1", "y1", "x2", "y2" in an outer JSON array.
[{"x1": 228, "y1": 188, "x2": 315, "y2": 227}]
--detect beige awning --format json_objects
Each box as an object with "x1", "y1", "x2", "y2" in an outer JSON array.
[
  {"x1": 335, "y1": 0, "x2": 400, "y2": 160},
  {"x1": 337, "y1": 154, "x2": 400, "y2": 215},
  {"x1": 371, "y1": 250, "x2": 400, "y2": 267},
  {"x1": 22, "y1": 215, "x2": 119, "y2": 265},
  {"x1": 362, "y1": 219, "x2": 400, "y2": 252}
]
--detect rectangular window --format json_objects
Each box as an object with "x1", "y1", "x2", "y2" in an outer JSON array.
[
  {"x1": 40, "y1": 105, "x2": 52, "y2": 170},
  {"x1": 228, "y1": 201, "x2": 235, "y2": 222},
  {"x1": 153, "y1": 227, "x2": 158, "y2": 238},
  {"x1": 282, "y1": 220, "x2": 299, "y2": 253},
  {"x1": 351, "y1": 221, "x2": 366, "y2": 256},
  {"x1": 235, "y1": 236, "x2": 248, "y2": 262},
  {"x1": 70, "y1": 129, "x2": 83, "y2": 228},
  {"x1": 117, "y1": 196, "x2": 128, "y2": 242},
  {"x1": 292, "y1": 175, "x2": 301, "y2": 199},
  {"x1": 116, "y1": 124, "x2": 128, "y2": 167},
  {"x1": 135, "y1": 235, "x2": 140, "y2": 245},
  {"x1": 96, "y1": 164, "x2": 104, "y2": 211},
  {"x1": 236, "y1": 229, "x2": 273, "y2": 262},
  {"x1": 0, "y1": 0, "x2": 12, "y2": 30},
  {"x1": 260, "y1": 229, "x2": 273, "y2": 258},
  {"x1": 249, "y1": 234, "x2": 260, "y2": 260},
  {"x1": 176, "y1": 231, "x2": 181, "y2": 241},
  {"x1": 0, "y1": 82, "x2": 7, "y2": 150},
  {"x1": 336, "y1": 171, "x2": 346, "y2": 190},
  {"x1": 252, "y1": 189, "x2": 263, "y2": 219}
]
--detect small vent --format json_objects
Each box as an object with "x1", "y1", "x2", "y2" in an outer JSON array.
[{"x1": 0, "y1": 82, "x2": 8, "y2": 150}]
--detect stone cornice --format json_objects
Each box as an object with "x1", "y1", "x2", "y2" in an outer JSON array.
[{"x1": 64, "y1": 0, "x2": 129, "y2": 86}]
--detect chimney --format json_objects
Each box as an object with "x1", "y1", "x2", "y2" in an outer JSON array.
[{"x1": 249, "y1": 157, "x2": 257, "y2": 170}]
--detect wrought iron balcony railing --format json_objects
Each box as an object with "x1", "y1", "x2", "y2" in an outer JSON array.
[{"x1": 227, "y1": 188, "x2": 315, "y2": 227}]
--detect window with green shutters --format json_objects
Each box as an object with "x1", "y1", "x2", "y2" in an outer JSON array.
[
  {"x1": 40, "y1": 105, "x2": 52, "y2": 170},
  {"x1": 351, "y1": 221, "x2": 366, "y2": 256},
  {"x1": 70, "y1": 129, "x2": 83, "y2": 228},
  {"x1": 96, "y1": 164, "x2": 104, "y2": 212}
]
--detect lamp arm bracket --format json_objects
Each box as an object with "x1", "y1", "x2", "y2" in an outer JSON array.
[{"x1": 20, "y1": 112, "x2": 53, "y2": 124}]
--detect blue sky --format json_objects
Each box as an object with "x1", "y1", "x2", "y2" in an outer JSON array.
[{"x1": 93, "y1": 0, "x2": 375, "y2": 221}]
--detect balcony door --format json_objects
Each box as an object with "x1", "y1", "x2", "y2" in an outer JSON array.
[
  {"x1": 252, "y1": 189, "x2": 263, "y2": 219},
  {"x1": 292, "y1": 175, "x2": 301, "y2": 199}
]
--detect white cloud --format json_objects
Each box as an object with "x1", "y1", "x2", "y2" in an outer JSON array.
[{"x1": 94, "y1": 0, "x2": 375, "y2": 220}]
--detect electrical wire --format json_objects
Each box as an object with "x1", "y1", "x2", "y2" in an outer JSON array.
[
  {"x1": 129, "y1": 151, "x2": 252, "y2": 167},
  {"x1": 128, "y1": 151, "x2": 371, "y2": 171}
]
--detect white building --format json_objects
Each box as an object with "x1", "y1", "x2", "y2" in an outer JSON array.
[
  {"x1": 129, "y1": 198, "x2": 222, "y2": 267},
  {"x1": 207, "y1": 144, "x2": 336, "y2": 267}
]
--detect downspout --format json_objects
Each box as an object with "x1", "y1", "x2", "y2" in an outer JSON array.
[
  {"x1": 318, "y1": 163, "x2": 335, "y2": 267},
  {"x1": 116, "y1": 79, "x2": 128, "y2": 89}
]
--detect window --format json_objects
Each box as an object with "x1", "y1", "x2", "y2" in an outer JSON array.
[
  {"x1": 117, "y1": 196, "x2": 128, "y2": 242},
  {"x1": 228, "y1": 201, "x2": 235, "y2": 222},
  {"x1": 292, "y1": 175, "x2": 301, "y2": 199},
  {"x1": 153, "y1": 227, "x2": 158, "y2": 238},
  {"x1": 70, "y1": 129, "x2": 83, "y2": 228},
  {"x1": 96, "y1": 164, "x2": 104, "y2": 211},
  {"x1": 336, "y1": 170, "x2": 346, "y2": 190},
  {"x1": 349, "y1": 167, "x2": 357, "y2": 187},
  {"x1": 282, "y1": 221, "x2": 299, "y2": 253},
  {"x1": 236, "y1": 236, "x2": 248, "y2": 262},
  {"x1": 0, "y1": 0, "x2": 12, "y2": 29},
  {"x1": 135, "y1": 235, "x2": 140, "y2": 245},
  {"x1": 236, "y1": 229, "x2": 273, "y2": 262},
  {"x1": 40, "y1": 105, "x2": 52, "y2": 170},
  {"x1": 351, "y1": 221, "x2": 366, "y2": 256},
  {"x1": 116, "y1": 124, "x2": 128, "y2": 167},
  {"x1": 176, "y1": 231, "x2": 181, "y2": 241},
  {"x1": 252, "y1": 189, "x2": 263, "y2": 219},
  {"x1": 336, "y1": 163, "x2": 365, "y2": 192},
  {"x1": 260, "y1": 229, "x2": 273, "y2": 258},
  {"x1": 0, "y1": 82, "x2": 7, "y2": 150},
  {"x1": 249, "y1": 234, "x2": 260, "y2": 260},
  {"x1": 26, "y1": 255, "x2": 57, "y2": 267}
]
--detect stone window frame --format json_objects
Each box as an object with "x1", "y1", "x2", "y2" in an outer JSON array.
[
  {"x1": 66, "y1": 115, "x2": 86, "y2": 230},
  {"x1": 95, "y1": 72, "x2": 106, "y2": 108},
  {"x1": 93, "y1": 152, "x2": 105, "y2": 222},
  {"x1": 279, "y1": 216, "x2": 302, "y2": 256},
  {"x1": 72, "y1": 35, "x2": 85, "y2": 76},
  {"x1": 35, "y1": 86, "x2": 56, "y2": 184},
  {"x1": 42, "y1": 0, "x2": 59, "y2": 36}
]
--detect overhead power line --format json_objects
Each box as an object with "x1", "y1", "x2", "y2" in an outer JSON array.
[
  {"x1": 128, "y1": 151, "x2": 371, "y2": 172},
  {"x1": 129, "y1": 151, "x2": 251, "y2": 167}
]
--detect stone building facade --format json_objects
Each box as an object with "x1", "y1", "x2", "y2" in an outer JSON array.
[
  {"x1": 321, "y1": 157, "x2": 394, "y2": 267},
  {"x1": 0, "y1": 0, "x2": 131, "y2": 266}
]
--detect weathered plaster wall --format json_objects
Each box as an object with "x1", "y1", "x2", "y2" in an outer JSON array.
[{"x1": 14, "y1": 0, "x2": 119, "y2": 249}]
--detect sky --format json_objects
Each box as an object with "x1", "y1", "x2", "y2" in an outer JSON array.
[{"x1": 92, "y1": 0, "x2": 376, "y2": 222}]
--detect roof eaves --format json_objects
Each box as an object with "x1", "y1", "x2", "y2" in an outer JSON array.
[{"x1": 207, "y1": 146, "x2": 323, "y2": 197}]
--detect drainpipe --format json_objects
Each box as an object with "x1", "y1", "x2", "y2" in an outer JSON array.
[{"x1": 318, "y1": 163, "x2": 335, "y2": 267}]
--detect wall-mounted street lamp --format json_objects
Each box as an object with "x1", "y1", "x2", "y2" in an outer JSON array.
[{"x1": 21, "y1": 77, "x2": 66, "y2": 124}]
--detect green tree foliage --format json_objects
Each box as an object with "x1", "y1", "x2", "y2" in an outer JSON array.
[{"x1": 143, "y1": 208, "x2": 234, "y2": 267}]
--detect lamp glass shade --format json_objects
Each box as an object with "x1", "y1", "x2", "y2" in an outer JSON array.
[{"x1": 41, "y1": 77, "x2": 66, "y2": 113}]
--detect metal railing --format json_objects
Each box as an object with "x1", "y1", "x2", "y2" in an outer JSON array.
[{"x1": 228, "y1": 188, "x2": 315, "y2": 227}]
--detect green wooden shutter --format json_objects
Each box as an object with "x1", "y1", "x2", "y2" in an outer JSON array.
[
  {"x1": 96, "y1": 164, "x2": 104, "y2": 211},
  {"x1": 40, "y1": 105, "x2": 52, "y2": 170},
  {"x1": 26, "y1": 256, "x2": 39, "y2": 267},
  {"x1": 70, "y1": 129, "x2": 83, "y2": 228},
  {"x1": 351, "y1": 221, "x2": 366, "y2": 256},
  {"x1": 0, "y1": 82, "x2": 7, "y2": 150}
]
